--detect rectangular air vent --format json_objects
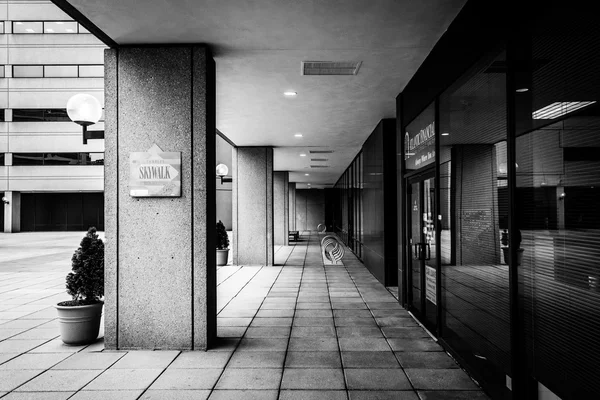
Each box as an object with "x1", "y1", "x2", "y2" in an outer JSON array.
[
  {"x1": 311, "y1": 158, "x2": 328, "y2": 162},
  {"x1": 309, "y1": 150, "x2": 334, "y2": 154},
  {"x1": 302, "y1": 61, "x2": 362, "y2": 76},
  {"x1": 310, "y1": 165, "x2": 329, "y2": 168}
]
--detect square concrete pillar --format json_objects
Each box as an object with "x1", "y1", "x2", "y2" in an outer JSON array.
[
  {"x1": 289, "y1": 182, "x2": 296, "y2": 231},
  {"x1": 104, "y1": 46, "x2": 216, "y2": 350},
  {"x1": 3, "y1": 191, "x2": 21, "y2": 233},
  {"x1": 274, "y1": 171, "x2": 289, "y2": 246},
  {"x1": 232, "y1": 147, "x2": 273, "y2": 266}
]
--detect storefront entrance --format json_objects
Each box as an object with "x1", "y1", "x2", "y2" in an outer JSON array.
[{"x1": 406, "y1": 170, "x2": 438, "y2": 333}]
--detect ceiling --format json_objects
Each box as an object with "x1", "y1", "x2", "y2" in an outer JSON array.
[{"x1": 59, "y1": 0, "x2": 467, "y2": 188}]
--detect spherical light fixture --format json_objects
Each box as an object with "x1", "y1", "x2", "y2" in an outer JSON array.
[
  {"x1": 216, "y1": 163, "x2": 229, "y2": 177},
  {"x1": 67, "y1": 94, "x2": 102, "y2": 127}
]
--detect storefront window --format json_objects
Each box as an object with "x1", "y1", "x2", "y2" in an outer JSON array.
[
  {"x1": 438, "y1": 49, "x2": 510, "y2": 397},
  {"x1": 404, "y1": 103, "x2": 435, "y2": 172}
]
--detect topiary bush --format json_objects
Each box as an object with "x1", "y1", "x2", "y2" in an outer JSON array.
[
  {"x1": 216, "y1": 220, "x2": 229, "y2": 250},
  {"x1": 58, "y1": 227, "x2": 104, "y2": 306}
]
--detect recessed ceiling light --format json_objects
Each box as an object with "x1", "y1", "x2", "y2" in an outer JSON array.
[
  {"x1": 305, "y1": 173, "x2": 309, "y2": 176},
  {"x1": 532, "y1": 101, "x2": 596, "y2": 119},
  {"x1": 294, "y1": 133, "x2": 303, "y2": 138},
  {"x1": 284, "y1": 91, "x2": 297, "y2": 96},
  {"x1": 300, "y1": 153, "x2": 306, "y2": 157},
  {"x1": 516, "y1": 88, "x2": 529, "y2": 93},
  {"x1": 441, "y1": 132, "x2": 450, "y2": 136}
]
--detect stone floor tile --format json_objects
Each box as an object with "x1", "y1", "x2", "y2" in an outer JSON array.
[
  {"x1": 296, "y1": 303, "x2": 331, "y2": 310},
  {"x1": 288, "y1": 338, "x2": 339, "y2": 351},
  {"x1": 0, "y1": 353, "x2": 20, "y2": 366},
  {"x1": 0, "y1": 392, "x2": 74, "y2": 400},
  {"x1": 381, "y1": 327, "x2": 429, "y2": 339},
  {"x1": 209, "y1": 338, "x2": 240, "y2": 352},
  {"x1": 52, "y1": 351, "x2": 125, "y2": 370},
  {"x1": 334, "y1": 317, "x2": 377, "y2": 327},
  {"x1": 279, "y1": 390, "x2": 348, "y2": 400},
  {"x1": 348, "y1": 390, "x2": 419, "y2": 400},
  {"x1": 110, "y1": 351, "x2": 179, "y2": 369},
  {"x1": 14, "y1": 369, "x2": 102, "y2": 392},
  {"x1": 0, "y1": 328, "x2": 26, "y2": 341},
  {"x1": 139, "y1": 389, "x2": 210, "y2": 400},
  {"x1": 244, "y1": 326, "x2": 290, "y2": 338},
  {"x1": 331, "y1": 303, "x2": 368, "y2": 310},
  {"x1": 214, "y1": 368, "x2": 282, "y2": 389},
  {"x1": 250, "y1": 318, "x2": 293, "y2": 327},
  {"x1": 294, "y1": 310, "x2": 333, "y2": 317},
  {"x1": 285, "y1": 351, "x2": 342, "y2": 368},
  {"x1": 367, "y1": 302, "x2": 401, "y2": 310},
  {"x1": 70, "y1": 390, "x2": 143, "y2": 400},
  {"x1": 396, "y1": 352, "x2": 459, "y2": 369},
  {"x1": 255, "y1": 309, "x2": 295, "y2": 318},
  {"x1": 149, "y1": 368, "x2": 222, "y2": 390},
  {"x1": 417, "y1": 390, "x2": 490, "y2": 400},
  {"x1": 405, "y1": 369, "x2": 479, "y2": 390},
  {"x1": 387, "y1": 339, "x2": 442, "y2": 352},
  {"x1": 0, "y1": 353, "x2": 71, "y2": 370},
  {"x1": 345, "y1": 368, "x2": 412, "y2": 390},
  {"x1": 0, "y1": 369, "x2": 44, "y2": 391},
  {"x1": 291, "y1": 326, "x2": 336, "y2": 337},
  {"x1": 338, "y1": 337, "x2": 390, "y2": 352},
  {"x1": 169, "y1": 351, "x2": 231, "y2": 369},
  {"x1": 341, "y1": 351, "x2": 400, "y2": 368},
  {"x1": 333, "y1": 310, "x2": 373, "y2": 318},
  {"x1": 281, "y1": 368, "x2": 345, "y2": 389},
  {"x1": 376, "y1": 317, "x2": 418, "y2": 327},
  {"x1": 0, "y1": 339, "x2": 48, "y2": 353},
  {"x1": 208, "y1": 389, "x2": 278, "y2": 400},
  {"x1": 228, "y1": 351, "x2": 285, "y2": 368},
  {"x1": 82, "y1": 369, "x2": 163, "y2": 390},
  {"x1": 28, "y1": 338, "x2": 88, "y2": 353},
  {"x1": 336, "y1": 326, "x2": 384, "y2": 338},
  {"x1": 218, "y1": 309, "x2": 257, "y2": 318},
  {"x1": 371, "y1": 309, "x2": 410, "y2": 318},
  {"x1": 217, "y1": 326, "x2": 246, "y2": 337},
  {"x1": 236, "y1": 338, "x2": 288, "y2": 352},
  {"x1": 292, "y1": 317, "x2": 334, "y2": 327},
  {"x1": 10, "y1": 328, "x2": 60, "y2": 340},
  {"x1": 217, "y1": 317, "x2": 253, "y2": 326}
]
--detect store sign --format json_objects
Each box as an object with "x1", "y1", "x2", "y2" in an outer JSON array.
[
  {"x1": 425, "y1": 265, "x2": 437, "y2": 305},
  {"x1": 129, "y1": 144, "x2": 181, "y2": 197},
  {"x1": 405, "y1": 122, "x2": 435, "y2": 169}
]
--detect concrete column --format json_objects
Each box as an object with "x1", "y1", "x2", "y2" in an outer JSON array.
[
  {"x1": 232, "y1": 147, "x2": 273, "y2": 266},
  {"x1": 104, "y1": 46, "x2": 216, "y2": 350},
  {"x1": 274, "y1": 171, "x2": 289, "y2": 245},
  {"x1": 289, "y1": 182, "x2": 296, "y2": 231},
  {"x1": 3, "y1": 191, "x2": 21, "y2": 233}
]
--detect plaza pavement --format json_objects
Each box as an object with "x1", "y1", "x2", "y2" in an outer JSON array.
[{"x1": 0, "y1": 231, "x2": 489, "y2": 399}]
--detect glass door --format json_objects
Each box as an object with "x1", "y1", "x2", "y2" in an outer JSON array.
[{"x1": 407, "y1": 171, "x2": 438, "y2": 332}]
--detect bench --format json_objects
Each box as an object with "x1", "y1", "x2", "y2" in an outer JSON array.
[{"x1": 289, "y1": 230, "x2": 299, "y2": 242}]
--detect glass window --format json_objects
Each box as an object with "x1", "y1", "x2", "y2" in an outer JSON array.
[
  {"x1": 78, "y1": 65, "x2": 104, "y2": 78},
  {"x1": 404, "y1": 103, "x2": 435, "y2": 172},
  {"x1": 13, "y1": 65, "x2": 43, "y2": 78},
  {"x1": 0, "y1": 22, "x2": 4, "y2": 34},
  {"x1": 12, "y1": 153, "x2": 45, "y2": 166},
  {"x1": 44, "y1": 21, "x2": 78, "y2": 34},
  {"x1": 78, "y1": 24, "x2": 90, "y2": 34},
  {"x1": 0, "y1": 153, "x2": 4, "y2": 166},
  {"x1": 0, "y1": 66, "x2": 4, "y2": 78},
  {"x1": 0, "y1": 110, "x2": 4, "y2": 121},
  {"x1": 44, "y1": 65, "x2": 78, "y2": 78},
  {"x1": 12, "y1": 21, "x2": 43, "y2": 34},
  {"x1": 12, "y1": 109, "x2": 70, "y2": 122}
]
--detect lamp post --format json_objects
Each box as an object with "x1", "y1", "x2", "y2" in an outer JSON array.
[{"x1": 66, "y1": 94, "x2": 104, "y2": 144}]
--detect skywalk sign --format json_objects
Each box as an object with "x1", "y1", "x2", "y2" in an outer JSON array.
[{"x1": 129, "y1": 144, "x2": 181, "y2": 197}]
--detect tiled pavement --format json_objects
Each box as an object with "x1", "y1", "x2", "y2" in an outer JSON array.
[{"x1": 0, "y1": 231, "x2": 489, "y2": 399}]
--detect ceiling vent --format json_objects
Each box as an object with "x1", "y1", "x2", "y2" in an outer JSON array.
[
  {"x1": 302, "y1": 61, "x2": 362, "y2": 76},
  {"x1": 311, "y1": 158, "x2": 328, "y2": 162},
  {"x1": 309, "y1": 150, "x2": 334, "y2": 154},
  {"x1": 310, "y1": 165, "x2": 329, "y2": 168}
]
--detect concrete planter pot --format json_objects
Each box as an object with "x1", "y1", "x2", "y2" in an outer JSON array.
[
  {"x1": 217, "y1": 249, "x2": 229, "y2": 266},
  {"x1": 55, "y1": 302, "x2": 103, "y2": 345}
]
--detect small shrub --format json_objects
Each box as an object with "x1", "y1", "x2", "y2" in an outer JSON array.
[
  {"x1": 216, "y1": 220, "x2": 229, "y2": 250},
  {"x1": 58, "y1": 227, "x2": 104, "y2": 306}
]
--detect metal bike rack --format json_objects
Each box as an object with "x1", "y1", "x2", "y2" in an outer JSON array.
[{"x1": 321, "y1": 235, "x2": 345, "y2": 265}]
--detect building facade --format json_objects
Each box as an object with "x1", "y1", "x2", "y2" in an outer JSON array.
[{"x1": 1, "y1": 0, "x2": 105, "y2": 232}]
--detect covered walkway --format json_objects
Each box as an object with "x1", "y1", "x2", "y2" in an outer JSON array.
[{"x1": 0, "y1": 232, "x2": 487, "y2": 399}]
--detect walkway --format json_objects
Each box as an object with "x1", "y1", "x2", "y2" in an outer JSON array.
[{"x1": 0, "y1": 232, "x2": 489, "y2": 399}]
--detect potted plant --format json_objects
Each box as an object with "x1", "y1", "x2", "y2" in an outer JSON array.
[
  {"x1": 55, "y1": 227, "x2": 104, "y2": 345},
  {"x1": 216, "y1": 220, "x2": 230, "y2": 266},
  {"x1": 501, "y1": 229, "x2": 524, "y2": 265}
]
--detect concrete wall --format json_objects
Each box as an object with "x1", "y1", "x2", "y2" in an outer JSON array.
[
  {"x1": 289, "y1": 182, "x2": 296, "y2": 230},
  {"x1": 274, "y1": 171, "x2": 289, "y2": 245},
  {"x1": 232, "y1": 147, "x2": 273, "y2": 265},
  {"x1": 296, "y1": 189, "x2": 325, "y2": 231},
  {"x1": 104, "y1": 46, "x2": 216, "y2": 350}
]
